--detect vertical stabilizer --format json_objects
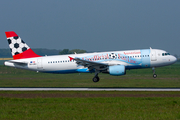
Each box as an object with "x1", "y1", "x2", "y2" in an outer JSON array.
[{"x1": 5, "y1": 31, "x2": 41, "y2": 60}]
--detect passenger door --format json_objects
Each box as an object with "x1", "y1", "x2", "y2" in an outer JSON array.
[
  {"x1": 151, "y1": 50, "x2": 157, "y2": 61},
  {"x1": 37, "y1": 58, "x2": 43, "y2": 69}
]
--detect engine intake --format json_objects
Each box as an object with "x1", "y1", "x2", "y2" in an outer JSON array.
[{"x1": 109, "y1": 65, "x2": 126, "y2": 76}]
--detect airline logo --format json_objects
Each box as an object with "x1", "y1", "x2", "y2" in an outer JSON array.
[
  {"x1": 5, "y1": 31, "x2": 41, "y2": 60},
  {"x1": 7, "y1": 36, "x2": 30, "y2": 56},
  {"x1": 124, "y1": 52, "x2": 141, "y2": 55}
]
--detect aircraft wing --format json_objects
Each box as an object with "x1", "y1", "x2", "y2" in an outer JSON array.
[{"x1": 69, "y1": 56, "x2": 108, "y2": 71}]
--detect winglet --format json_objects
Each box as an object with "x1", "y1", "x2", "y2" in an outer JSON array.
[{"x1": 68, "y1": 56, "x2": 74, "y2": 61}]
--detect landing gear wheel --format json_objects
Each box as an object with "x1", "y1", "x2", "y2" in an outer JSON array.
[
  {"x1": 153, "y1": 74, "x2": 157, "y2": 78},
  {"x1": 93, "y1": 76, "x2": 99, "y2": 82}
]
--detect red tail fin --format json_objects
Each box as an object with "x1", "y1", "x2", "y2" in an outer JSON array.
[{"x1": 5, "y1": 31, "x2": 41, "y2": 60}]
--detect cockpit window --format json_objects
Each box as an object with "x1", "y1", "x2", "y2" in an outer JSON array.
[{"x1": 162, "y1": 53, "x2": 170, "y2": 56}]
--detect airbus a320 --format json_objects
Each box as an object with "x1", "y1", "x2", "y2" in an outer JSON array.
[{"x1": 4, "y1": 31, "x2": 177, "y2": 82}]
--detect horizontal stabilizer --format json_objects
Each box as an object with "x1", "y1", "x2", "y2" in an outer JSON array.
[{"x1": 5, "y1": 60, "x2": 28, "y2": 66}]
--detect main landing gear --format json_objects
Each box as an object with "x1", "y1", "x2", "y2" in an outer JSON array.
[
  {"x1": 92, "y1": 71, "x2": 100, "y2": 82},
  {"x1": 152, "y1": 67, "x2": 157, "y2": 78},
  {"x1": 93, "y1": 76, "x2": 99, "y2": 82}
]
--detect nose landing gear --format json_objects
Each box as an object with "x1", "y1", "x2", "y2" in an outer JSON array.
[
  {"x1": 152, "y1": 67, "x2": 157, "y2": 78},
  {"x1": 153, "y1": 74, "x2": 157, "y2": 78}
]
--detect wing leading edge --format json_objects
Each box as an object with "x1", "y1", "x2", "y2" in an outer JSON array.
[{"x1": 68, "y1": 56, "x2": 108, "y2": 71}]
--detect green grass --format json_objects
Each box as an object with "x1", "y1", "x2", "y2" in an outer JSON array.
[
  {"x1": 0, "y1": 63, "x2": 180, "y2": 120},
  {"x1": 0, "y1": 91, "x2": 180, "y2": 120},
  {"x1": 0, "y1": 64, "x2": 180, "y2": 87}
]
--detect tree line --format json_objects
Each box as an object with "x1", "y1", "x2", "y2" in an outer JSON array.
[
  {"x1": 0, "y1": 48, "x2": 86, "y2": 57},
  {"x1": 59, "y1": 49, "x2": 86, "y2": 55}
]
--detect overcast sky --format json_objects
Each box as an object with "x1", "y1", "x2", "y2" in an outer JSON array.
[{"x1": 0, "y1": 0, "x2": 180, "y2": 54}]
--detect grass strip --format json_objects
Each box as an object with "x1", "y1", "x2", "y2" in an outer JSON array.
[{"x1": 0, "y1": 91, "x2": 180, "y2": 120}]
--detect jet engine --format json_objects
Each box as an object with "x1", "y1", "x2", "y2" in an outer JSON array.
[{"x1": 108, "y1": 65, "x2": 126, "y2": 76}]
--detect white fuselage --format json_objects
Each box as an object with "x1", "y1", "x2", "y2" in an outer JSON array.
[{"x1": 4, "y1": 48, "x2": 177, "y2": 74}]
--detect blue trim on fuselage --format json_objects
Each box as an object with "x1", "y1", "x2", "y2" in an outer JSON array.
[
  {"x1": 45, "y1": 69, "x2": 78, "y2": 74},
  {"x1": 76, "y1": 68, "x2": 94, "y2": 73},
  {"x1": 140, "y1": 49, "x2": 151, "y2": 68},
  {"x1": 44, "y1": 68, "x2": 92, "y2": 74}
]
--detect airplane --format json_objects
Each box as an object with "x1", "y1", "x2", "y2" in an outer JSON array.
[{"x1": 4, "y1": 31, "x2": 177, "y2": 82}]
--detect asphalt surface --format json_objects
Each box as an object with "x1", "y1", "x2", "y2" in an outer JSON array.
[{"x1": 1, "y1": 88, "x2": 180, "y2": 91}]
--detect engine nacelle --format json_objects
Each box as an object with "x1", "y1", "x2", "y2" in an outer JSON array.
[{"x1": 109, "y1": 65, "x2": 126, "y2": 76}]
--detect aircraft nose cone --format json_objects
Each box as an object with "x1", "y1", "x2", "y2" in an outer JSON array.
[{"x1": 171, "y1": 56, "x2": 177, "y2": 63}]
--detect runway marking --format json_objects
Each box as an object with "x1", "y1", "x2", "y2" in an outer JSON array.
[{"x1": 1, "y1": 88, "x2": 180, "y2": 91}]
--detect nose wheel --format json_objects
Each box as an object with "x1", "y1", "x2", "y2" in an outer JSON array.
[
  {"x1": 152, "y1": 67, "x2": 157, "y2": 78},
  {"x1": 153, "y1": 74, "x2": 157, "y2": 78}
]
